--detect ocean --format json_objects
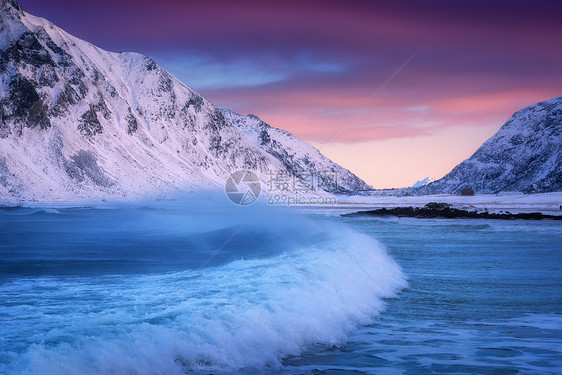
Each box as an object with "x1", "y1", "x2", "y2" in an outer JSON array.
[{"x1": 1, "y1": 198, "x2": 560, "y2": 374}]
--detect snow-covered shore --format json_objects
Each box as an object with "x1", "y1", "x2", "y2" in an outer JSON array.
[
  {"x1": 300, "y1": 192, "x2": 562, "y2": 216},
  {"x1": 2, "y1": 191, "x2": 561, "y2": 217}
]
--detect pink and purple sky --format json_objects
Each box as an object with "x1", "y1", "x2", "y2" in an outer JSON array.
[{"x1": 20, "y1": 0, "x2": 562, "y2": 188}]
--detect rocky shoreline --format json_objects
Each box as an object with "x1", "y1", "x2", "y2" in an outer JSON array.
[{"x1": 342, "y1": 202, "x2": 562, "y2": 220}]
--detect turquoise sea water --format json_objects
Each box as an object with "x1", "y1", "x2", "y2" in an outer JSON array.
[
  {"x1": 286, "y1": 216, "x2": 562, "y2": 374},
  {"x1": 0, "y1": 200, "x2": 560, "y2": 374}
]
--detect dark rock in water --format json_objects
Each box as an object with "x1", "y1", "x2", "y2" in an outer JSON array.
[
  {"x1": 461, "y1": 187, "x2": 475, "y2": 196},
  {"x1": 425, "y1": 202, "x2": 451, "y2": 210},
  {"x1": 343, "y1": 203, "x2": 561, "y2": 220}
]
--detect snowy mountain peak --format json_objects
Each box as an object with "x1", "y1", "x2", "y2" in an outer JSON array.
[
  {"x1": 0, "y1": 0, "x2": 23, "y2": 16},
  {"x1": 221, "y1": 109, "x2": 371, "y2": 193},
  {"x1": 0, "y1": 2, "x2": 369, "y2": 202},
  {"x1": 411, "y1": 177, "x2": 434, "y2": 188},
  {"x1": 0, "y1": 0, "x2": 26, "y2": 47},
  {"x1": 411, "y1": 95, "x2": 562, "y2": 194}
]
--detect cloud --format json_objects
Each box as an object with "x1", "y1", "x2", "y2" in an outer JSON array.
[{"x1": 152, "y1": 51, "x2": 347, "y2": 90}]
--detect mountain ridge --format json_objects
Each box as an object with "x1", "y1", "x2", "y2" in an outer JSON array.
[
  {"x1": 407, "y1": 96, "x2": 562, "y2": 195},
  {"x1": 221, "y1": 109, "x2": 371, "y2": 193},
  {"x1": 0, "y1": 0, "x2": 369, "y2": 202}
]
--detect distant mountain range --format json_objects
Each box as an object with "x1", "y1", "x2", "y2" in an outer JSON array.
[
  {"x1": 409, "y1": 96, "x2": 562, "y2": 195},
  {"x1": 411, "y1": 177, "x2": 434, "y2": 188},
  {"x1": 1, "y1": 0, "x2": 559, "y2": 203},
  {"x1": 0, "y1": 0, "x2": 369, "y2": 202}
]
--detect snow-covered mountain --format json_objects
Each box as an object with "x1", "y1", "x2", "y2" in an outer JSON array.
[
  {"x1": 0, "y1": 0, "x2": 369, "y2": 202},
  {"x1": 221, "y1": 109, "x2": 370, "y2": 193},
  {"x1": 411, "y1": 177, "x2": 434, "y2": 188},
  {"x1": 412, "y1": 96, "x2": 562, "y2": 194}
]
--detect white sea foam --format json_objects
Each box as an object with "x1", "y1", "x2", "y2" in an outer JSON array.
[{"x1": 0, "y1": 203, "x2": 407, "y2": 374}]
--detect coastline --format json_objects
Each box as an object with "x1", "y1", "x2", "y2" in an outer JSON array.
[
  {"x1": 295, "y1": 192, "x2": 562, "y2": 216},
  {"x1": 342, "y1": 202, "x2": 562, "y2": 220},
  {"x1": 1, "y1": 192, "x2": 561, "y2": 217}
]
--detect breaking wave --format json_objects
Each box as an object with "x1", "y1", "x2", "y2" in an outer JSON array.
[{"x1": 0, "y1": 197, "x2": 407, "y2": 374}]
